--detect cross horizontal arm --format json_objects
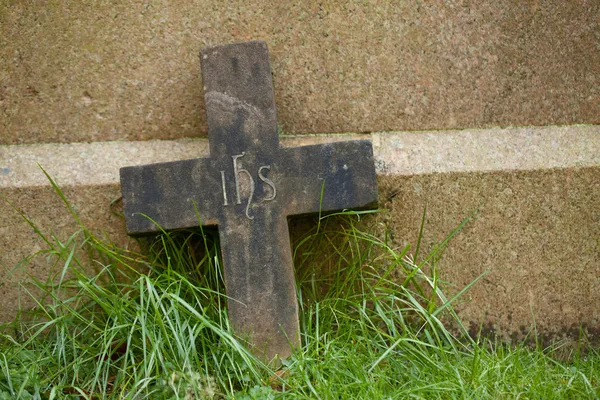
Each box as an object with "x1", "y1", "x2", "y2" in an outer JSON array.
[
  {"x1": 277, "y1": 140, "x2": 378, "y2": 217},
  {"x1": 120, "y1": 158, "x2": 222, "y2": 235}
]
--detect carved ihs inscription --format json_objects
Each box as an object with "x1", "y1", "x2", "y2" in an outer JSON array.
[{"x1": 220, "y1": 152, "x2": 277, "y2": 220}]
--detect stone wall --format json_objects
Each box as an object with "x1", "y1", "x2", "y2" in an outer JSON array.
[
  {"x1": 1, "y1": 1, "x2": 599, "y2": 343},
  {"x1": 1, "y1": 1, "x2": 598, "y2": 144}
]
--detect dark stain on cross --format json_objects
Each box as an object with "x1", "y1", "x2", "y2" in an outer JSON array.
[{"x1": 120, "y1": 41, "x2": 378, "y2": 361}]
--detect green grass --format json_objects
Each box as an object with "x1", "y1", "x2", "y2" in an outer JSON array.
[{"x1": 0, "y1": 177, "x2": 599, "y2": 399}]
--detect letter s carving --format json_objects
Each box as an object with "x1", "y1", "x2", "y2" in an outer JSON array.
[{"x1": 258, "y1": 165, "x2": 276, "y2": 201}]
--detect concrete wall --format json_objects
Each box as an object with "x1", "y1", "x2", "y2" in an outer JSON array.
[
  {"x1": 1, "y1": 1, "x2": 599, "y2": 342},
  {"x1": 2, "y1": 127, "x2": 599, "y2": 342},
  {"x1": 1, "y1": 1, "x2": 598, "y2": 144}
]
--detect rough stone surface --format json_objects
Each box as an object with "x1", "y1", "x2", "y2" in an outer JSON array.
[
  {"x1": 378, "y1": 166, "x2": 600, "y2": 343},
  {"x1": 0, "y1": 185, "x2": 134, "y2": 322},
  {"x1": 1, "y1": 1, "x2": 599, "y2": 145},
  {"x1": 3, "y1": 165, "x2": 599, "y2": 346},
  {"x1": 120, "y1": 42, "x2": 378, "y2": 360},
  {"x1": 371, "y1": 126, "x2": 600, "y2": 176},
  {"x1": 2, "y1": 126, "x2": 598, "y2": 189}
]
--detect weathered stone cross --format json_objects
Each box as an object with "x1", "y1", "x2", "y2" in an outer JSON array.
[{"x1": 120, "y1": 41, "x2": 378, "y2": 360}]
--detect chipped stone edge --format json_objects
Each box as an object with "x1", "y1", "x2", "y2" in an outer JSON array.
[{"x1": 0, "y1": 125, "x2": 598, "y2": 189}]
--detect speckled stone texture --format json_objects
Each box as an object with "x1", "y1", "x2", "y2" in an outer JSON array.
[
  {"x1": 378, "y1": 167, "x2": 600, "y2": 343},
  {"x1": 0, "y1": 185, "x2": 134, "y2": 323},
  {"x1": 3, "y1": 165, "x2": 599, "y2": 343},
  {"x1": 1, "y1": 1, "x2": 599, "y2": 144},
  {"x1": 1, "y1": 126, "x2": 598, "y2": 342},
  {"x1": 1, "y1": 1, "x2": 599, "y2": 345}
]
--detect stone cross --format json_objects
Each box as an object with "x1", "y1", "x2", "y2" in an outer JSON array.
[{"x1": 120, "y1": 41, "x2": 378, "y2": 360}]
